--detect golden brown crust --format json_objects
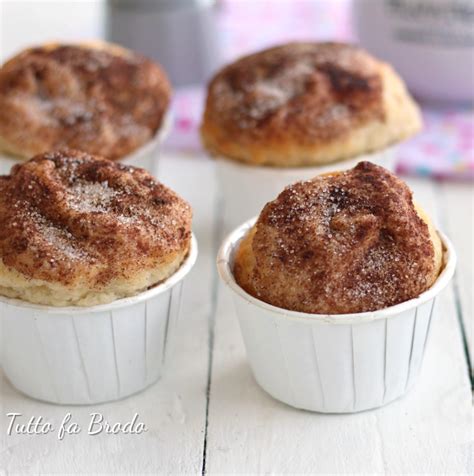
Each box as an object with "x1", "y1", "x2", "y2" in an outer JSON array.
[
  {"x1": 0, "y1": 42, "x2": 171, "y2": 160},
  {"x1": 0, "y1": 150, "x2": 192, "y2": 306},
  {"x1": 201, "y1": 42, "x2": 421, "y2": 166},
  {"x1": 234, "y1": 162, "x2": 442, "y2": 314}
]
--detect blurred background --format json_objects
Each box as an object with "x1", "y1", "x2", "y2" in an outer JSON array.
[{"x1": 0, "y1": 0, "x2": 473, "y2": 179}]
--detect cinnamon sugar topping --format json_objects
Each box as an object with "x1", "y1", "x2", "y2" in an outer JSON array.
[
  {"x1": 235, "y1": 162, "x2": 439, "y2": 314},
  {"x1": 0, "y1": 43, "x2": 171, "y2": 159},
  {"x1": 0, "y1": 150, "x2": 191, "y2": 289},
  {"x1": 204, "y1": 42, "x2": 383, "y2": 140}
]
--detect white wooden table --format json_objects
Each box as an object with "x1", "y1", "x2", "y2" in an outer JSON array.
[{"x1": 0, "y1": 151, "x2": 472, "y2": 475}]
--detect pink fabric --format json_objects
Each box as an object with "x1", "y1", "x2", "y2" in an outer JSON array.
[{"x1": 165, "y1": 0, "x2": 473, "y2": 180}]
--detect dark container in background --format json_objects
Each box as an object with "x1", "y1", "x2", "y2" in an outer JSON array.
[{"x1": 106, "y1": 0, "x2": 222, "y2": 87}]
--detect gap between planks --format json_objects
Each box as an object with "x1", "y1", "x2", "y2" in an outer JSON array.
[
  {"x1": 433, "y1": 181, "x2": 474, "y2": 389},
  {"x1": 201, "y1": 174, "x2": 225, "y2": 476}
]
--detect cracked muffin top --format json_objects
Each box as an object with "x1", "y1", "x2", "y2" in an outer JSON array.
[
  {"x1": 0, "y1": 41, "x2": 171, "y2": 160},
  {"x1": 234, "y1": 162, "x2": 442, "y2": 314},
  {"x1": 0, "y1": 149, "x2": 192, "y2": 306},
  {"x1": 201, "y1": 42, "x2": 421, "y2": 167}
]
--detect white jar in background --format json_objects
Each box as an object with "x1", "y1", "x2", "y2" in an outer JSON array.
[{"x1": 353, "y1": 0, "x2": 474, "y2": 103}]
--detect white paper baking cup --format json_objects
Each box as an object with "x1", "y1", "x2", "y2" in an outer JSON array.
[
  {"x1": 216, "y1": 147, "x2": 396, "y2": 231},
  {"x1": 0, "y1": 234, "x2": 197, "y2": 405},
  {"x1": 0, "y1": 112, "x2": 172, "y2": 177},
  {"x1": 217, "y1": 219, "x2": 456, "y2": 413},
  {"x1": 120, "y1": 112, "x2": 172, "y2": 176},
  {"x1": 0, "y1": 153, "x2": 24, "y2": 176}
]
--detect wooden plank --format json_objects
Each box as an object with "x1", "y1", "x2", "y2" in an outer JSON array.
[
  {"x1": 205, "y1": 178, "x2": 472, "y2": 474},
  {"x1": 0, "y1": 152, "x2": 216, "y2": 474},
  {"x1": 437, "y1": 182, "x2": 473, "y2": 379}
]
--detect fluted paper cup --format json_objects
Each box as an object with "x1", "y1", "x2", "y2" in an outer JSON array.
[
  {"x1": 0, "y1": 234, "x2": 197, "y2": 405},
  {"x1": 0, "y1": 112, "x2": 172, "y2": 177},
  {"x1": 217, "y1": 219, "x2": 456, "y2": 413},
  {"x1": 0, "y1": 153, "x2": 23, "y2": 176},
  {"x1": 120, "y1": 112, "x2": 172, "y2": 176},
  {"x1": 216, "y1": 148, "x2": 395, "y2": 231}
]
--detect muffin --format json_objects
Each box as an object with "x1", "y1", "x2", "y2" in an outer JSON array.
[
  {"x1": 202, "y1": 42, "x2": 421, "y2": 167},
  {"x1": 234, "y1": 161, "x2": 442, "y2": 314},
  {"x1": 217, "y1": 162, "x2": 455, "y2": 413},
  {"x1": 201, "y1": 42, "x2": 421, "y2": 229},
  {"x1": 0, "y1": 149, "x2": 191, "y2": 306},
  {"x1": 0, "y1": 41, "x2": 171, "y2": 172},
  {"x1": 0, "y1": 149, "x2": 197, "y2": 405}
]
